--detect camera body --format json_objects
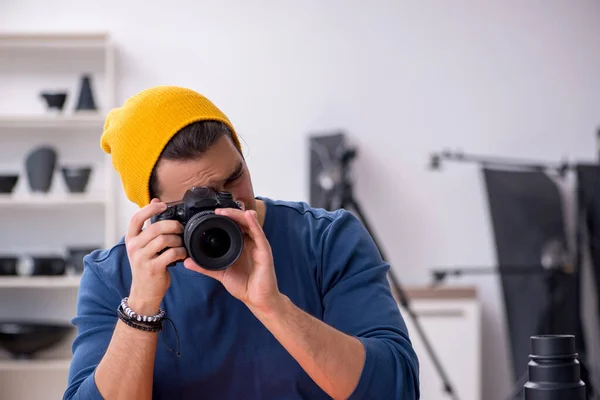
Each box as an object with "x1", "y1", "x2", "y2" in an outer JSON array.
[{"x1": 151, "y1": 186, "x2": 244, "y2": 271}]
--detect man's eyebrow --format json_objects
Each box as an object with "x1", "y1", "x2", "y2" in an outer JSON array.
[
  {"x1": 205, "y1": 161, "x2": 244, "y2": 190},
  {"x1": 224, "y1": 161, "x2": 244, "y2": 183}
]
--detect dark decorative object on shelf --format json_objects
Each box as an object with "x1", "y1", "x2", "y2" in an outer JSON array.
[
  {"x1": 30, "y1": 256, "x2": 66, "y2": 276},
  {"x1": 25, "y1": 146, "x2": 57, "y2": 193},
  {"x1": 61, "y1": 166, "x2": 92, "y2": 193},
  {"x1": 0, "y1": 257, "x2": 18, "y2": 276},
  {"x1": 40, "y1": 91, "x2": 68, "y2": 113},
  {"x1": 0, "y1": 321, "x2": 73, "y2": 359},
  {"x1": 75, "y1": 74, "x2": 97, "y2": 111},
  {"x1": 0, "y1": 174, "x2": 19, "y2": 194},
  {"x1": 67, "y1": 246, "x2": 99, "y2": 273}
]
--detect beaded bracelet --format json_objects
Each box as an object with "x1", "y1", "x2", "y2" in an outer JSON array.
[
  {"x1": 120, "y1": 297, "x2": 165, "y2": 323},
  {"x1": 116, "y1": 297, "x2": 182, "y2": 357},
  {"x1": 117, "y1": 308, "x2": 162, "y2": 332}
]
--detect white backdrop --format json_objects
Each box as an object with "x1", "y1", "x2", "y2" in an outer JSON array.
[{"x1": 3, "y1": 1, "x2": 600, "y2": 398}]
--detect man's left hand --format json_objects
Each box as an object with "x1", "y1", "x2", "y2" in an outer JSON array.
[{"x1": 183, "y1": 208, "x2": 282, "y2": 314}]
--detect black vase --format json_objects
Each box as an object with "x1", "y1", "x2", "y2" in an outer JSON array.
[
  {"x1": 75, "y1": 75, "x2": 97, "y2": 111},
  {"x1": 40, "y1": 92, "x2": 68, "y2": 113},
  {"x1": 25, "y1": 146, "x2": 57, "y2": 193},
  {"x1": 61, "y1": 166, "x2": 93, "y2": 193}
]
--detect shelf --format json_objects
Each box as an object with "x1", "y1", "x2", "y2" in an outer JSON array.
[
  {"x1": 0, "y1": 358, "x2": 71, "y2": 371},
  {"x1": 0, "y1": 275, "x2": 81, "y2": 288},
  {"x1": 0, "y1": 194, "x2": 106, "y2": 207},
  {"x1": 0, "y1": 32, "x2": 109, "y2": 50},
  {"x1": 0, "y1": 114, "x2": 106, "y2": 130}
]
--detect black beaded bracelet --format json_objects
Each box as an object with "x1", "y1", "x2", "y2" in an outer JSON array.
[
  {"x1": 115, "y1": 300, "x2": 182, "y2": 357},
  {"x1": 117, "y1": 308, "x2": 162, "y2": 332}
]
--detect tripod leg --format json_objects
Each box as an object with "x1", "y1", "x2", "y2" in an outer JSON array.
[
  {"x1": 344, "y1": 198, "x2": 388, "y2": 261},
  {"x1": 345, "y1": 198, "x2": 461, "y2": 400}
]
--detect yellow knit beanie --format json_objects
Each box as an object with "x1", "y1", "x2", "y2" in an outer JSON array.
[{"x1": 100, "y1": 86, "x2": 241, "y2": 208}]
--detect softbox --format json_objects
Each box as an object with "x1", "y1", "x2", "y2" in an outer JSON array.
[
  {"x1": 482, "y1": 168, "x2": 582, "y2": 382},
  {"x1": 575, "y1": 164, "x2": 600, "y2": 321}
]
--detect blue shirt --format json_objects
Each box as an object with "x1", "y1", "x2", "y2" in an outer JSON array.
[{"x1": 64, "y1": 197, "x2": 420, "y2": 399}]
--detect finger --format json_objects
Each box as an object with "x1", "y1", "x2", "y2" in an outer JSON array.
[
  {"x1": 244, "y1": 210, "x2": 270, "y2": 250},
  {"x1": 154, "y1": 247, "x2": 187, "y2": 268},
  {"x1": 143, "y1": 234, "x2": 183, "y2": 256},
  {"x1": 215, "y1": 208, "x2": 251, "y2": 229},
  {"x1": 137, "y1": 220, "x2": 184, "y2": 247},
  {"x1": 183, "y1": 258, "x2": 223, "y2": 280},
  {"x1": 145, "y1": 199, "x2": 162, "y2": 229},
  {"x1": 127, "y1": 199, "x2": 167, "y2": 240}
]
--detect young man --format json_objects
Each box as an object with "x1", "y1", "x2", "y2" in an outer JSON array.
[{"x1": 63, "y1": 86, "x2": 420, "y2": 400}]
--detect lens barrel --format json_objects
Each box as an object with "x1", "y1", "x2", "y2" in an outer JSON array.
[
  {"x1": 184, "y1": 211, "x2": 244, "y2": 270},
  {"x1": 523, "y1": 335, "x2": 586, "y2": 400}
]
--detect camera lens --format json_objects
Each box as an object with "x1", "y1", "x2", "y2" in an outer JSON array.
[
  {"x1": 199, "y1": 228, "x2": 231, "y2": 259},
  {"x1": 183, "y1": 210, "x2": 243, "y2": 270},
  {"x1": 523, "y1": 335, "x2": 586, "y2": 400}
]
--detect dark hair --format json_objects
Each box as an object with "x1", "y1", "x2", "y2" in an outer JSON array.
[{"x1": 149, "y1": 120, "x2": 241, "y2": 199}]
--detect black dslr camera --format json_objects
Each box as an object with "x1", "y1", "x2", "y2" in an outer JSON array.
[{"x1": 151, "y1": 186, "x2": 244, "y2": 271}]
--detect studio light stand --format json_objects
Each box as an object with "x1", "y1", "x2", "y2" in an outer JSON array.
[
  {"x1": 332, "y1": 148, "x2": 461, "y2": 400},
  {"x1": 428, "y1": 148, "x2": 596, "y2": 400},
  {"x1": 428, "y1": 149, "x2": 573, "y2": 178}
]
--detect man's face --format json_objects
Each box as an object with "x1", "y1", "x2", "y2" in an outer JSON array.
[{"x1": 153, "y1": 135, "x2": 256, "y2": 211}]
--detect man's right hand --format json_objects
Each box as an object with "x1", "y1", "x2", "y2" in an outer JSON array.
[{"x1": 124, "y1": 198, "x2": 186, "y2": 315}]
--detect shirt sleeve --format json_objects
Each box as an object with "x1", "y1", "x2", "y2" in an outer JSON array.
[
  {"x1": 318, "y1": 210, "x2": 420, "y2": 400},
  {"x1": 63, "y1": 257, "x2": 121, "y2": 400}
]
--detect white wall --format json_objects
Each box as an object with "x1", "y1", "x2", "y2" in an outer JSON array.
[{"x1": 3, "y1": 1, "x2": 600, "y2": 399}]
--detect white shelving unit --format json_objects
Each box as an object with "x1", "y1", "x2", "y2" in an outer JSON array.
[
  {"x1": 0, "y1": 275, "x2": 81, "y2": 289},
  {"x1": 0, "y1": 114, "x2": 106, "y2": 129},
  {"x1": 0, "y1": 32, "x2": 118, "y2": 400},
  {"x1": 0, "y1": 359, "x2": 71, "y2": 372},
  {"x1": 0, "y1": 33, "x2": 110, "y2": 50},
  {"x1": 0, "y1": 193, "x2": 106, "y2": 206}
]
